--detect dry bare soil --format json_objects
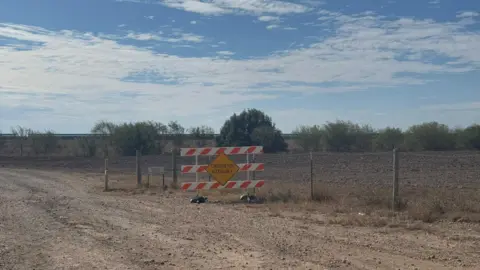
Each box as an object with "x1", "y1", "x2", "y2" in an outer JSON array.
[{"x1": 1, "y1": 162, "x2": 480, "y2": 269}]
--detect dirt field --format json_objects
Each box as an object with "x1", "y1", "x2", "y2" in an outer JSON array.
[{"x1": 1, "y1": 165, "x2": 479, "y2": 269}]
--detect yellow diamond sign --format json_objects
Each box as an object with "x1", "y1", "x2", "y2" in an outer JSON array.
[{"x1": 206, "y1": 153, "x2": 239, "y2": 186}]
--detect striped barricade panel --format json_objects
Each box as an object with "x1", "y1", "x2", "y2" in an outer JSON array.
[
  {"x1": 181, "y1": 180, "x2": 265, "y2": 191},
  {"x1": 180, "y1": 146, "x2": 263, "y2": 156},
  {"x1": 181, "y1": 163, "x2": 264, "y2": 173}
]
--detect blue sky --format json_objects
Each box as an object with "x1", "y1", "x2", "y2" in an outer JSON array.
[{"x1": 0, "y1": 0, "x2": 479, "y2": 133}]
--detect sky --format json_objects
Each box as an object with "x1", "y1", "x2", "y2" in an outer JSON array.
[{"x1": 0, "y1": 0, "x2": 479, "y2": 133}]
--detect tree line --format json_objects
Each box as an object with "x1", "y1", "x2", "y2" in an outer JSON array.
[
  {"x1": 1, "y1": 109, "x2": 479, "y2": 156},
  {"x1": 292, "y1": 121, "x2": 479, "y2": 152}
]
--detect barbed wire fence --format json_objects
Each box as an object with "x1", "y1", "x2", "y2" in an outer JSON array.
[
  {"x1": 144, "y1": 149, "x2": 478, "y2": 209},
  {"x1": 2, "y1": 139, "x2": 479, "y2": 211}
]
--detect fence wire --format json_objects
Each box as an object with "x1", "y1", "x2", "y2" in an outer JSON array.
[{"x1": 3, "y1": 150, "x2": 479, "y2": 194}]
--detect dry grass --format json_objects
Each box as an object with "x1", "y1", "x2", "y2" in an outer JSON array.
[
  {"x1": 254, "y1": 181, "x2": 480, "y2": 225},
  {"x1": 79, "y1": 169, "x2": 480, "y2": 227}
]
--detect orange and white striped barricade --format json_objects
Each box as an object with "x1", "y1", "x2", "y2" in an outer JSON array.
[{"x1": 180, "y1": 146, "x2": 264, "y2": 202}]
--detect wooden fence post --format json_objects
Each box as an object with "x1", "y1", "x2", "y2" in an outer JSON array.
[
  {"x1": 162, "y1": 173, "x2": 165, "y2": 190},
  {"x1": 172, "y1": 148, "x2": 177, "y2": 186},
  {"x1": 392, "y1": 148, "x2": 399, "y2": 211},
  {"x1": 104, "y1": 158, "x2": 109, "y2": 191},
  {"x1": 310, "y1": 152, "x2": 314, "y2": 200},
  {"x1": 136, "y1": 149, "x2": 142, "y2": 187}
]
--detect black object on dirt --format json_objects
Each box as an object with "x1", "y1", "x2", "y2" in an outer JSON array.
[
  {"x1": 190, "y1": 196, "x2": 208, "y2": 204},
  {"x1": 240, "y1": 194, "x2": 258, "y2": 203}
]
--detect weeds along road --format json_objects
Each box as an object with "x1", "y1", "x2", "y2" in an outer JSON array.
[{"x1": 0, "y1": 169, "x2": 479, "y2": 270}]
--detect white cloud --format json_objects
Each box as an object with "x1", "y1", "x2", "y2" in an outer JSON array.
[
  {"x1": 120, "y1": 0, "x2": 310, "y2": 15},
  {"x1": 161, "y1": 0, "x2": 228, "y2": 15},
  {"x1": 124, "y1": 31, "x2": 204, "y2": 43},
  {"x1": 118, "y1": 24, "x2": 127, "y2": 28},
  {"x1": 266, "y1": 24, "x2": 279, "y2": 30},
  {"x1": 258, "y1": 16, "x2": 280, "y2": 22},
  {"x1": 145, "y1": 15, "x2": 155, "y2": 20},
  {"x1": 1, "y1": 9, "x2": 479, "y2": 131},
  {"x1": 216, "y1": 50, "x2": 235, "y2": 55},
  {"x1": 283, "y1": 26, "x2": 297, "y2": 30},
  {"x1": 457, "y1": 11, "x2": 480, "y2": 19},
  {"x1": 190, "y1": 20, "x2": 197, "y2": 24},
  {"x1": 428, "y1": 0, "x2": 440, "y2": 4}
]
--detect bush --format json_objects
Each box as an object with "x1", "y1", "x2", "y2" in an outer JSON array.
[
  {"x1": 322, "y1": 121, "x2": 375, "y2": 152},
  {"x1": 292, "y1": 125, "x2": 324, "y2": 151},
  {"x1": 30, "y1": 130, "x2": 58, "y2": 155},
  {"x1": 91, "y1": 120, "x2": 184, "y2": 156},
  {"x1": 76, "y1": 137, "x2": 97, "y2": 157},
  {"x1": 373, "y1": 127, "x2": 404, "y2": 151},
  {"x1": 404, "y1": 122, "x2": 456, "y2": 151},
  {"x1": 112, "y1": 122, "x2": 163, "y2": 156},
  {"x1": 456, "y1": 124, "x2": 480, "y2": 150}
]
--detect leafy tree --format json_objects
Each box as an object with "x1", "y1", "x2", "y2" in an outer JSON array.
[
  {"x1": 91, "y1": 121, "x2": 169, "y2": 156},
  {"x1": 91, "y1": 120, "x2": 116, "y2": 135},
  {"x1": 350, "y1": 124, "x2": 376, "y2": 152},
  {"x1": 292, "y1": 125, "x2": 324, "y2": 151},
  {"x1": 112, "y1": 121, "x2": 162, "y2": 156},
  {"x1": 91, "y1": 120, "x2": 116, "y2": 157},
  {"x1": 216, "y1": 109, "x2": 287, "y2": 153},
  {"x1": 251, "y1": 125, "x2": 287, "y2": 153},
  {"x1": 456, "y1": 124, "x2": 480, "y2": 150},
  {"x1": 188, "y1": 125, "x2": 215, "y2": 147},
  {"x1": 373, "y1": 127, "x2": 404, "y2": 151},
  {"x1": 404, "y1": 122, "x2": 456, "y2": 151}
]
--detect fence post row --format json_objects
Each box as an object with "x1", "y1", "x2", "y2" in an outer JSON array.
[
  {"x1": 104, "y1": 158, "x2": 109, "y2": 192},
  {"x1": 136, "y1": 149, "x2": 142, "y2": 187},
  {"x1": 392, "y1": 148, "x2": 399, "y2": 211},
  {"x1": 147, "y1": 166, "x2": 165, "y2": 189},
  {"x1": 172, "y1": 148, "x2": 178, "y2": 185},
  {"x1": 310, "y1": 152, "x2": 313, "y2": 200},
  {"x1": 179, "y1": 146, "x2": 265, "y2": 193}
]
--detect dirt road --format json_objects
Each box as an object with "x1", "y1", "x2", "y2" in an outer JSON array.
[{"x1": 0, "y1": 169, "x2": 479, "y2": 270}]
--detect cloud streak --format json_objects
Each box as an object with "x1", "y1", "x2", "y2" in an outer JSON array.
[
  {"x1": 118, "y1": 0, "x2": 310, "y2": 15},
  {"x1": 1, "y1": 7, "x2": 479, "y2": 130}
]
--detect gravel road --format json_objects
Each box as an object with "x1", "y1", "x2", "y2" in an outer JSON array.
[{"x1": 0, "y1": 168, "x2": 479, "y2": 269}]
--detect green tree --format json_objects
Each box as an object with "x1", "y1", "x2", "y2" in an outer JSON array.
[
  {"x1": 250, "y1": 125, "x2": 287, "y2": 153},
  {"x1": 373, "y1": 127, "x2": 404, "y2": 151},
  {"x1": 456, "y1": 124, "x2": 480, "y2": 150},
  {"x1": 404, "y1": 122, "x2": 455, "y2": 151},
  {"x1": 322, "y1": 121, "x2": 366, "y2": 152},
  {"x1": 216, "y1": 109, "x2": 287, "y2": 153},
  {"x1": 91, "y1": 120, "x2": 116, "y2": 157},
  {"x1": 91, "y1": 121, "x2": 168, "y2": 156},
  {"x1": 112, "y1": 121, "x2": 162, "y2": 156},
  {"x1": 351, "y1": 124, "x2": 375, "y2": 151},
  {"x1": 188, "y1": 125, "x2": 215, "y2": 147},
  {"x1": 292, "y1": 125, "x2": 324, "y2": 151},
  {"x1": 91, "y1": 120, "x2": 116, "y2": 135}
]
